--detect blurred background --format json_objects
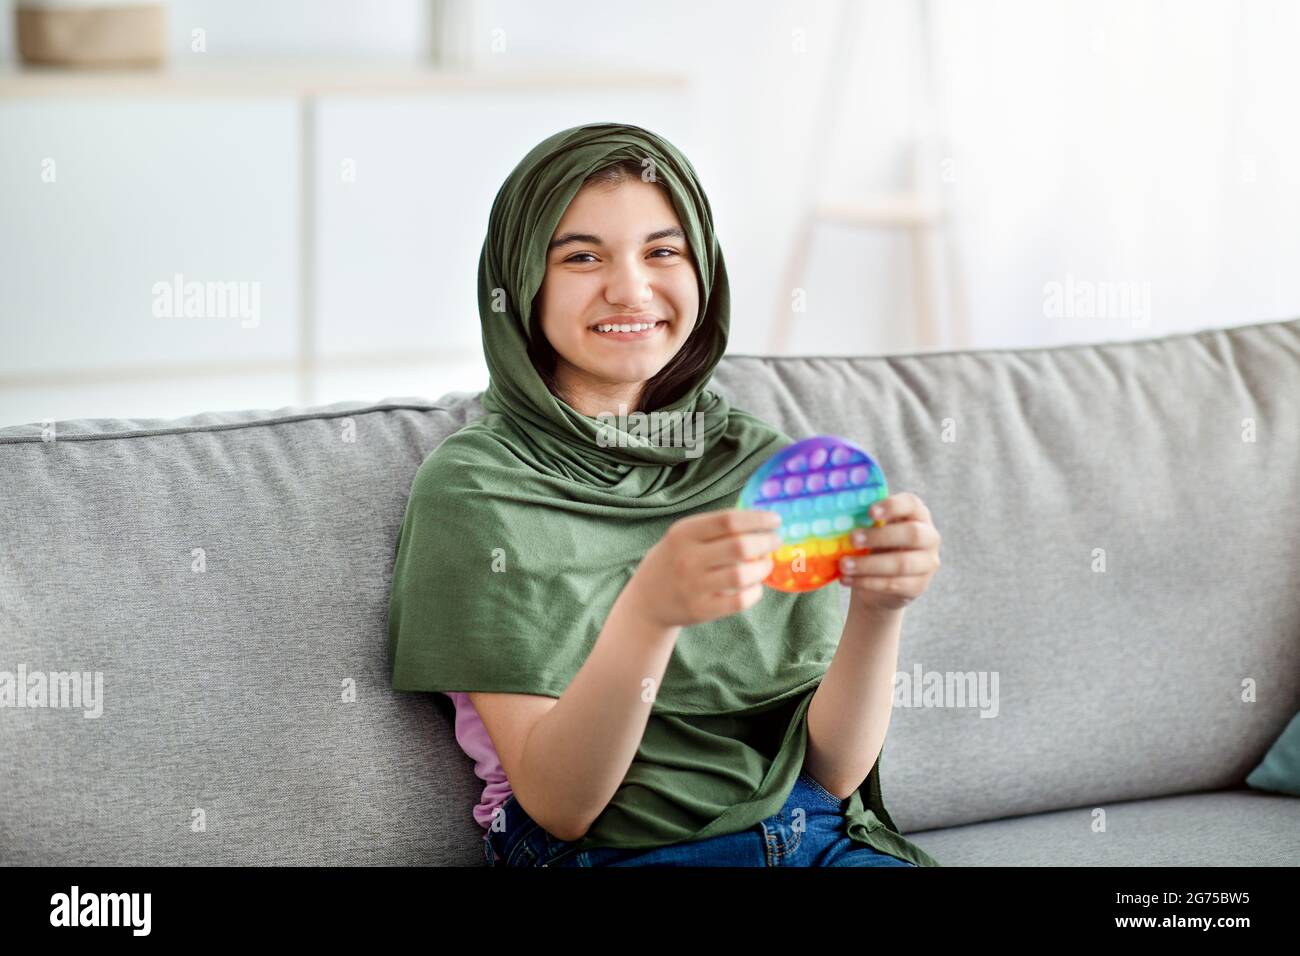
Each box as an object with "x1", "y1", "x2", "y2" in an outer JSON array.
[{"x1": 1, "y1": 0, "x2": 1297, "y2": 426}]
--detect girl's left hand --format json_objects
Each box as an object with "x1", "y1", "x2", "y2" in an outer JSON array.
[{"x1": 838, "y1": 492, "x2": 941, "y2": 612}]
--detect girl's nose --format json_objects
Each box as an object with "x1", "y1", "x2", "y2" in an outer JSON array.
[{"x1": 603, "y1": 257, "x2": 654, "y2": 309}]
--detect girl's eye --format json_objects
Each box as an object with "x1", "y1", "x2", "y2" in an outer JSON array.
[{"x1": 563, "y1": 248, "x2": 682, "y2": 264}]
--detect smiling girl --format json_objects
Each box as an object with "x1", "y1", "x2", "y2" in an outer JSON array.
[{"x1": 388, "y1": 122, "x2": 942, "y2": 868}]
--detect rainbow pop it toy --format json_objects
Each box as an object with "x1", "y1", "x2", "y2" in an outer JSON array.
[{"x1": 736, "y1": 435, "x2": 889, "y2": 593}]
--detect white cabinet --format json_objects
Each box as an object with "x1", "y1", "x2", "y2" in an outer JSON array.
[
  {"x1": 0, "y1": 96, "x2": 300, "y2": 422},
  {"x1": 0, "y1": 68, "x2": 691, "y2": 425}
]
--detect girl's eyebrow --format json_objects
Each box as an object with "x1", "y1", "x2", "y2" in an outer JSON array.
[{"x1": 548, "y1": 226, "x2": 686, "y2": 251}]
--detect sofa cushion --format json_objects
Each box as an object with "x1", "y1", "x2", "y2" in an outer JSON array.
[
  {"x1": 905, "y1": 789, "x2": 1300, "y2": 866},
  {"x1": 0, "y1": 399, "x2": 488, "y2": 864}
]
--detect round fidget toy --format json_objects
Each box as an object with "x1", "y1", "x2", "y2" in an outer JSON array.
[{"x1": 736, "y1": 435, "x2": 889, "y2": 593}]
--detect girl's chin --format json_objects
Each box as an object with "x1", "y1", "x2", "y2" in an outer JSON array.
[
  {"x1": 586, "y1": 364, "x2": 666, "y2": 386},
  {"x1": 578, "y1": 355, "x2": 671, "y2": 384}
]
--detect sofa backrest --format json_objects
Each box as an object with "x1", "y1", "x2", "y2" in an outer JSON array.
[
  {"x1": 713, "y1": 318, "x2": 1300, "y2": 832},
  {"x1": 2, "y1": 317, "x2": 1297, "y2": 864}
]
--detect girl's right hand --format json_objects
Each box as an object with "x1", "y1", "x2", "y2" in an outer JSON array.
[{"x1": 627, "y1": 509, "x2": 783, "y2": 629}]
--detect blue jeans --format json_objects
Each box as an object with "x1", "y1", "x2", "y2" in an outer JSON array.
[{"x1": 483, "y1": 769, "x2": 917, "y2": 867}]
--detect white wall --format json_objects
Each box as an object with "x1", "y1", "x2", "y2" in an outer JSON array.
[
  {"x1": 454, "y1": 0, "x2": 1300, "y2": 350},
  {"x1": 2, "y1": 0, "x2": 1297, "y2": 426},
  {"x1": 933, "y1": 0, "x2": 1300, "y2": 347}
]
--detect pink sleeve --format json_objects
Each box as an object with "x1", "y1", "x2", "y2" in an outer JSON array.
[{"x1": 444, "y1": 692, "x2": 514, "y2": 831}]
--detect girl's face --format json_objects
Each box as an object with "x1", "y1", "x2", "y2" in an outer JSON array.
[{"x1": 536, "y1": 176, "x2": 699, "y2": 416}]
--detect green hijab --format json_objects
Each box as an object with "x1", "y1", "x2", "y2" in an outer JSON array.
[{"x1": 388, "y1": 121, "x2": 939, "y2": 866}]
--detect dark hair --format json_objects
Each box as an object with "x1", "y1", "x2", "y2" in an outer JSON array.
[{"x1": 526, "y1": 158, "x2": 720, "y2": 414}]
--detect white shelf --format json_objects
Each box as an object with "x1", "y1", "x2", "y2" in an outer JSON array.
[{"x1": 0, "y1": 58, "x2": 690, "y2": 98}]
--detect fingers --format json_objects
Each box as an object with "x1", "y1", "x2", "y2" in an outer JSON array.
[
  {"x1": 696, "y1": 582, "x2": 767, "y2": 617},
  {"x1": 839, "y1": 573, "x2": 931, "y2": 597},
  {"x1": 839, "y1": 492, "x2": 940, "y2": 589},
  {"x1": 847, "y1": 519, "x2": 940, "y2": 554},
  {"x1": 700, "y1": 553, "x2": 775, "y2": 593},
  {"x1": 677, "y1": 507, "x2": 781, "y2": 571},
  {"x1": 696, "y1": 528, "x2": 782, "y2": 570},
  {"x1": 868, "y1": 492, "x2": 930, "y2": 526},
  {"x1": 839, "y1": 549, "x2": 940, "y2": 577},
  {"x1": 688, "y1": 508, "x2": 782, "y2": 542}
]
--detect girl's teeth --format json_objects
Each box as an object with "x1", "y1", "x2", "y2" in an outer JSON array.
[{"x1": 595, "y1": 321, "x2": 659, "y2": 333}]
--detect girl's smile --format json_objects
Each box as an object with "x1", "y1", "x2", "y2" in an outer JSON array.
[{"x1": 588, "y1": 316, "x2": 670, "y2": 340}]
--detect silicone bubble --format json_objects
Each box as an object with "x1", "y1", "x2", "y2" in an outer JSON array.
[{"x1": 736, "y1": 435, "x2": 889, "y2": 593}]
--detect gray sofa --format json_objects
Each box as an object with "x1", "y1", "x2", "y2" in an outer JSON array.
[{"x1": 2, "y1": 317, "x2": 1298, "y2": 866}]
